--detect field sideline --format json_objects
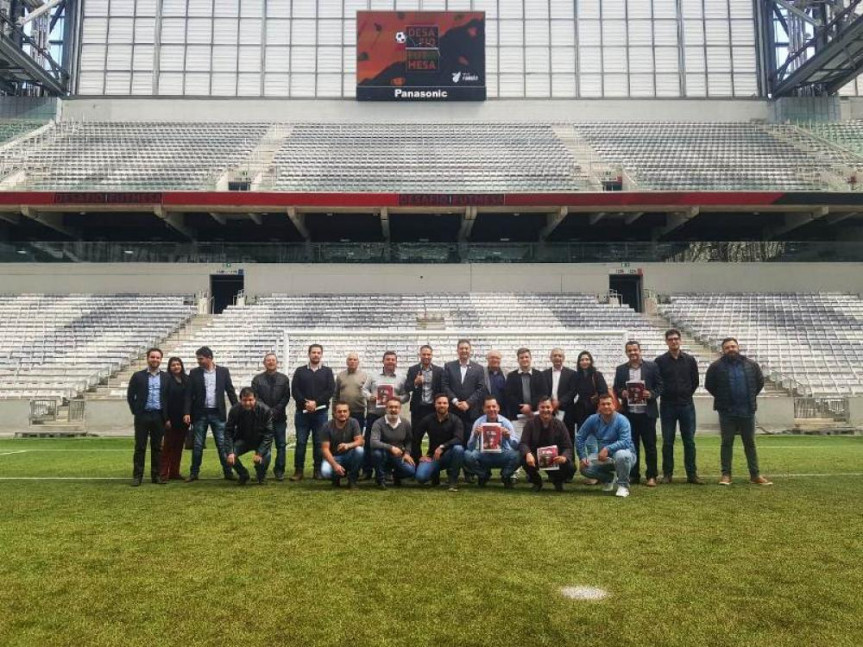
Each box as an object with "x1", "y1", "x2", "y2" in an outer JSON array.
[{"x1": 1, "y1": 435, "x2": 861, "y2": 647}]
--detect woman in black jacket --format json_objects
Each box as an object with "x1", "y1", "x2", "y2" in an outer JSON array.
[
  {"x1": 160, "y1": 357, "x2": 190, "y2": 481},
  {"x1": 572, "y1": 351, "x2": 609, "y2": 431}
]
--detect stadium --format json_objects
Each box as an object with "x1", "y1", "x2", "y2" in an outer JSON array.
[{"x1": 1, "y1": 0, "x2": 862, "y2": 645}]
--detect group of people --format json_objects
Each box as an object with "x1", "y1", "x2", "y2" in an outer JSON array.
[{"x1": 127, "y1": 331, "x2": 772, "y2": 495}]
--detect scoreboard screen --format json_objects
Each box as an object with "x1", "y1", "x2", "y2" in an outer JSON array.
[{"x1": 356, "y1": 11, "x2": 486, "y2": 101}]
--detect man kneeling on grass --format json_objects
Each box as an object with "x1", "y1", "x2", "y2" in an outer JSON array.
[
  {"x1": 464, "y1": 395, "x2": 520, "y2": 489},
  {"x1": 519, "y1": 397, "x2": 575, "y2": 492},
  {"x1": 415, "y1": 393, "x2": 465, "y2": 492},
  {"x1": 370, "y1": 398, "x2": 416, "y2": 489},
  {"x1": 320, "y1": 401, "x2": 364, "y2": 489},
  {"x1": 225, "y1": 388, "x2": 274, "y2": 485},
  {"x1": 576, "y1": 393, "x2": 637, "y2": 498}
]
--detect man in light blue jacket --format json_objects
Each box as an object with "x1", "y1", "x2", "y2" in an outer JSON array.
[
  {"x1": 464, "y1": 396, "x2": 521, "y2": 488},
  {"x1": 576, "y1": 393, "x2": 637, "y2": 498}
]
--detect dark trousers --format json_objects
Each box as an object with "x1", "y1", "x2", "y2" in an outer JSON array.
[
  {"x1": 522, "y1": 456, "x2": 576, "y2": 485},
  {"x1": 410, "y1": 403, "x2": 435, "y2": 462},
  {"x1": 627, "y1": 413, "x2": 658, "y2": 481},
  {"x1": 230, "y1": 438, "x2": 271, "y2": 482},
  {"x1": 133, "y1": 411, "x2": 164, "y2": 481},
  {"x1": 719, "y1": 413, "x2": 761, "y2": 478},
  {"x1": 160, "y1": 418, "x2": 188, "y2": 480},
  {"x1": 362, "y1": 413, "x2": 381, "y2": 475},
  {"x1": 660, "y1": 401, "x2": 698, "y2": 478},
  {"x1": 294, "y1": 409, "x2": 327, "y2": 473}
]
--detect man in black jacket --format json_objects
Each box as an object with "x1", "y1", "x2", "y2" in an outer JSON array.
[
  {"x1": 184, "y1": 346, "x2": 238, "y2": 482},
  {"x1": 126, "y1": 347, "x2": 169, "y2": 486},
  {"x1": 405, "y1": 344, "x2": 444, "y2": 462},
  {"x1": 519, "y1": 397, "x2": 575, "y2": 491},
  {"x1": 251, "y1": 352, "x2": 291, "y2": 481},
  {"x1": 705, "y1": 337, "x2": 771, "y2": 486},
  {"x1": 541, "y1": 347, "x2": 578, "y2": 438},
  {"x1": 654, "y1": 329, "x2": 703, "y2": 484},
  {"x1": 613, "y1": 340, "x2": 663, "y2": 487},
  {"x1": 290, "y1": 343, "x2": 335, "y2": 481},
  {"x1": 504, "y1": 348, "x2": 548, "y2": 437},
  {"x1": 224, "y1": 388, "x2": 274, "y2": 485}
]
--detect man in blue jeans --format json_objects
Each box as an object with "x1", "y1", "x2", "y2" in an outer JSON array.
[
  {"x1": 415, "y1": 393, "x2": 465, "y2": 492},
  {"x1": 370, "y1": 398, "x2": 416, "y2": 489},
  {"x1": 290, "y1": 343, "x2": 335, "y2": 481},
  {"x1": 463, "y1": 395, "x2": 520, "y2": 489},
  {"x1": 224, "y1": 388, "x2": 274, "y2": 485},
  {"x1": 184, "y1": 346, "x2": 238, "y2": 482},
  {"x1": 251, "y1": 352, "x2": 291, "y2": 481},
  {"x1": 320, "y1": 401, "x2": 364, "y2": 488},
  {"x1": 654, "y1": 329, "x2": 704, "y2": 484},
  {"x1": 576, "y1": 393, "x2": 637, "y2": 498}
]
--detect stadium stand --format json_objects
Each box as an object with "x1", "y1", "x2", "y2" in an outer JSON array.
[
  {"x1": 798, "y1": 119, "x2": 863, "y2": 156},
  {"x1": 0, "y1": 120, "x2": 861, "y2": 192},
  {"x1": 658, "y1": 293, "x2": 863, "y2": 400},
  {"x1": 0, "y1": 294, "x2": 195, "y2": 401},
  {"x1": 0, "y1": 120, "x2": 45, "y2": 146},
  {"x1": 162, "y1": 293, "x2": 702, "y2": 393}
]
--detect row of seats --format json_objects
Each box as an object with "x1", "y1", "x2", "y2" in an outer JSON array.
[
  {"x1": 658, "y1": 293, "x2": 863, "y2": 398},
  {"x1": 1, "y1": 120, "x2": 861, "y2": 192},
  {"x1": 0, "y1": 294, "x2": 195, "y2": 401}
]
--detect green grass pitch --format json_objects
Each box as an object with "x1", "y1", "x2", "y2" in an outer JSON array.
[{"x1": 1, "y1": 435, "x2": 861, "y2": 647}]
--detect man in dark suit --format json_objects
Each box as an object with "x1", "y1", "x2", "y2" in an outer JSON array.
[
  {"x1": 613, "y1": 340, "x2": 663, "y2": 487},
  {"x1": 183, "y1": 346, "x2": 238, "y2": 482},
  {"x1": 126, "y1": 347, "x2": 169, "y2": 486},
  {"x1": 504, "y1": 347, "x2": 548, "y2": 437},
  {"x1": 224, "y1": 388, "x2": 275, "y2": 485},
  {"x1": 542, "y1": 348, "x2": 579, "y2": 439},
  {"x1": 442, "y1": 338, "x2": 486, "y2": 429},
  {"x1": 405, "y1": 344, "x2": 444, "y2": 462}
]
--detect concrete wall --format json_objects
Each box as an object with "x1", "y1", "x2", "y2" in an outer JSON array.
[
  {"x1": 86, "y1": 400, "x2": 133, "y2": 433},
  {"x1": 60, "y1": 97, "x2": 772, "y2": 124},
  {"x1": 0, "y1": 400, "x2": 32, "y2": 433},
  {"x1": 694, "y1": 396, "x2": 796, "y2": 432},
  {"x1": 849, "y1": 397, "x2": 863, "y2": 428},
  {"x1": 1, "y1": 262, "x2": 860, "y2": 297}
]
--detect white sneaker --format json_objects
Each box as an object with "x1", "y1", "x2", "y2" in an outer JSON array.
[
  {"x1": 602, "y1": 477, "x2": 617, "y2": 492},
  {"x1": 615, "y1": 486, "x2": 630, "y2": 498}
]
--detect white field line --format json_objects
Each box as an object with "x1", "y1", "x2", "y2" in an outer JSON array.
[{"x1": 0, "y1": 450, "x2": 28, "y2": 456}]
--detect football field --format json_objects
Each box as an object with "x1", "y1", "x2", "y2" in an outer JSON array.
[{"x1": 1, "y1": 434, "x2": 861, "y2": 647}]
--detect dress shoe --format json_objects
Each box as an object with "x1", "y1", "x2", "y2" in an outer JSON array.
[
  {"x1": 131, "y1": 477, "x2": 142, "y2": 487},
  {"x1": 645, "y1": 478, "x2": 657, "y2": 487},
  {"x1": 531, "y1": 480, "x2": 543, "y2": 492},
  {"x1": 719, "y1": 474, "x2": 732, "y2": 486},
  {"x1": 237, "y1": 473, "x2": 250, "y2": 485},
  {"x1": 184, "y1": 475, "x2": 199, "y2": 483},
  {"x1": 687, "y1": 476, "x2": 706, "y2": 485},
  {"x1": 313, "y1": 470, "x2": 322, "y2": 480},
  {"x1": 289, "y1": 470, "x2": 304, "y2": 482},
  {"x1": 477, "y1": 475, "x2": 489, "y2": 487},
  {"x1": 256, "y1": 477, "x2": 267, "y2": 485},
  {"x1": 750, "y1": 475, "x2": 773, "y2": 486},
  {"x1": 274, "y1": 471, "x2": 284, "y2": 482},
  {"x1": 553, "y1": 481, "x2": 564, "y2": 492},
  {"x1": 224, "y1": 473, "x2": 236, "y2": 481},
  {"x1": 152, "y1": 477, "x2": 166, "y2": 485},
  {"x1": 661, "y1": 475, "x2": 673, "y2": 484}
]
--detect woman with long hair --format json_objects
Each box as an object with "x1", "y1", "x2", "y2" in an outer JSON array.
[
  {"x1": 572, "y1": 350, "x2": 609, "y2": 431},
  {"x1": 160, "y1": 356, "x2": 190, "y2": 481}
]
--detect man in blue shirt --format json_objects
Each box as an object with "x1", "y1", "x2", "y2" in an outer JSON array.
[
  {"x1": 126, "y1": 347, "x2": 169, "y2": 486},
  {"x1": 576, "y1": 393, "x2": 637, "y2": 498},
  {"x1": 464, "y1": 395, "x2": 521, "y2": 488}
]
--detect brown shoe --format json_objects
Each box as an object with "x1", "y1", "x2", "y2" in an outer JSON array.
[
  {"x1": 719, "y1": 474, "x2": 732, "y2": 486},
  {"x1": 661, "y1": 475, "x2": 673, "y2": 484},
  {"x1": 288, "y1": 470, "x2": 304, "y2": 482},
  {"x1": 687, "y1": 476, "x2": 706, "y2": 485},
  {"x1": 582, "y1": 478, "x2": 599, "y2": 486},
  {"x1": 750, "y1": 475, "x2": 773, "y2": 486},
  {"x1": 645, "y1": 478, "x2": 657, "y2": 487}
]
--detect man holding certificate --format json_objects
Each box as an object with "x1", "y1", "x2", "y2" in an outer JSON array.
[
  {"x1": 464, "y1": 395, "x2": 521, "y2": 488},
  {"x1": 613, "y1": 340, "x2": 663, "y2": 487},
  {"x1": 361, "y1": 351, "x2": 409, "y2": 480},
  {"x1": 519, "y1": 397, "x2": 575, "y2": 491}
]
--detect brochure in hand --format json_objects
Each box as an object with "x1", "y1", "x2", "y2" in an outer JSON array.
[
  {"x1": 480, "y1": 423, "x2": 502, "y2": 453},
  {"x1": 538, "y1": 445, "x2": 559, "y2": 470}
]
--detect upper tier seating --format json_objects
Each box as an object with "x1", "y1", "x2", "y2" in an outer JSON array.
[
  {"x1": 0, "y1": 294, "x2": 195, "y2": 401},
  {"x1": 658, "y1": 293, "x2": 863, "y2": 398},
  {"x1": 165, "y1": 293, "x2": 702, "y2": 393}
]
